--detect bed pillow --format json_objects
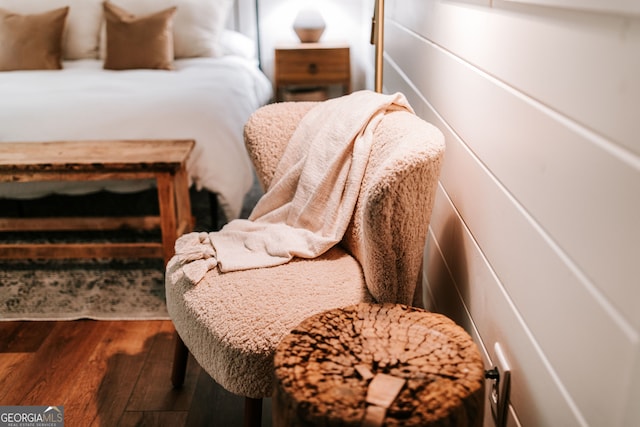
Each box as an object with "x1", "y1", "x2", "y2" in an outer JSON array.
[
  {"x1": 0, "y1": 6, "x2": 68, "y2": 70},
  {"x1": 0, "y1": 0, "x2": 103, "y2": 60},
  {"x1": 100, "y1": 0, "x2": 233, "y2": 59},
  {"x1": 103, "y1": 1, "x2": 175, "y2": 70},
  {"x1": 220, "y1": 30, "x2": 256, "y2": 60}
]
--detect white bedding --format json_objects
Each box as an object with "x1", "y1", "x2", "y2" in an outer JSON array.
[{"x1": 0, "y1": 56, "x2": 272, "y2": 220}]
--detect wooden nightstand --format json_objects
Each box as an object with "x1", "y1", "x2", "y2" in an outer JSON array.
[{"x1": 275, "y1": 42, "x2": 351, "y2": 101}]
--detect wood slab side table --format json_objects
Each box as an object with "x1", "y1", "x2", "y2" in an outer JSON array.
[{"x1": 273, "y1": 303, "x2": 485, "y2": 427}]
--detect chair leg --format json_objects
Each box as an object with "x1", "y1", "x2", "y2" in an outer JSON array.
[
  {"x1": 171, "y1": 332, "x2": 189, "y2": 388},
  {"x1": 244, "y1": 397, "x2": 262, "y2": 427}
]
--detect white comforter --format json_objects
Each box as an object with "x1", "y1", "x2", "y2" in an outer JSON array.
[{"x1": 0, "y1": 56, "x2": 272, "y2": 220}]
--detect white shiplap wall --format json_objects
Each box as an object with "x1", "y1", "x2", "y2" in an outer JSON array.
[{"x1": 382, "y1": 0, "x2": 640, "y2": 425}]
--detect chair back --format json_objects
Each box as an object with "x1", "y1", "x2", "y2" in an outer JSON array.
[
  {"x1": 342, "y1": 109, "x2": 445, "y2": 304},
  {"x1": 244, "y1": 101, "x2": 445, "y2": 305}
]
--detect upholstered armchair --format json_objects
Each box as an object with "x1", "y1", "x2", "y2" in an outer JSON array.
[{"x1": 166, "y1": 98, "x2": 445, "y2": 426}]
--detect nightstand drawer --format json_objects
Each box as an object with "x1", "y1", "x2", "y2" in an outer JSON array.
[{"x1": 275, "y1": 46, "x2": 350, "y2": 85}]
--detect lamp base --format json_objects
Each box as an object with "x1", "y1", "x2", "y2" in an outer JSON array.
[{"x1": 294, "y1": 27, "x2": 325, "y2": 43}]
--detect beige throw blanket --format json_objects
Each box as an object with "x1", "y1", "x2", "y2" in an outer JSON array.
[{"x1": 172, "y1": 90, "x2": 413, "y2": 285}]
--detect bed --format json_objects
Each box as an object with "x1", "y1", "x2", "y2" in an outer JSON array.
[{"x1": 0, "y1": 0, "x2": 272, "y2": 221}]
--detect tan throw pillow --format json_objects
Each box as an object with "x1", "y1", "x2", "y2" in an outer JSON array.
[
  {"x1": 102, "y1": 1, "x2": 176, "y2": 70},
  {"x1": 99, "y1": 0, "x2": 233, "y2": 59},
  {"x1": 0, "y1": 6, "x2": 68, "y2": 71},
  {"x1": 0, "y1": 0, "x2": 103, "y2": 60}
]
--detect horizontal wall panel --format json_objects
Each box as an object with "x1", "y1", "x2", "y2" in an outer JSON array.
[
  {"x1": 387, "y1": 0, "x2": 640, "y2": 156},
  {"x1": 423, "y1": 232, "x2": 525, "y2": 427},
  {"x1": 425, "y1": 187, "x2": 577, "y2": 426},
  {"x1": 423, "y1": 232, "x2": 524, "y2": 427},
  {"x1": 421, "y1": 234, "x2": 505, "y2": 427},
  {"x1": 384, "y1": 21, "x2": 640, "y2": 332},
  {"x1": 501, "y1": 0, "x2": 640, "y2": 16},
  {"x1": 384, "y1": 54, "x2": 636, "y2": 426},
  {"x1": 623, "y1": 354, "x2": 640, "y2": 425}
]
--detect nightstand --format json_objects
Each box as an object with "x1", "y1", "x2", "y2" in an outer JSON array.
[{"x1": 274, "y1": 42, "x2": 351, "y2": 101}]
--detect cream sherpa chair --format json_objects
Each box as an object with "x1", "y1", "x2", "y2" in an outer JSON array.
[{"x1": 165, "y1": 100, "x2": 445, "y2": 426}]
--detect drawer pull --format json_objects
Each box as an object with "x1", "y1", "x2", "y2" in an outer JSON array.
[{"x1": 308, "y1": 63, "x2": 318, "y2": 74}]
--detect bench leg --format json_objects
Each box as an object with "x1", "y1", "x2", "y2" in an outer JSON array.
[
  {"x1": 157, "y1": 168, "x2": 192, "y2": 265},
  {"x1": 156, "y1": 172, "x2": 177, "y2": 265},
  {"x1": 173, "y1": 166, "x2": 193, "y2": 235}
]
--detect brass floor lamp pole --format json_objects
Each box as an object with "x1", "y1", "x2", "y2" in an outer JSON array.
[{"x1": 373, "y1": 0, "x2": 385, "y2": 93}]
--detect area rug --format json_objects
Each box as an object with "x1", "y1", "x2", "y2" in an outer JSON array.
[
  {"x1": 0, "y1": 258, "x2": 167, "y2": 321},
  {"x1": 0, "y1": 177, "x2": 263, "y2": 321}
]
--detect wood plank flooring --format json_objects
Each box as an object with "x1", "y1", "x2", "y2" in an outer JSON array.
[{"x1": 0, "y1": 320, "x2": 273, "y2": 427}]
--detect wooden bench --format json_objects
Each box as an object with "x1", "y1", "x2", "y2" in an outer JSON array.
[{"x1": 0, "y1": 140, "x2": 195, "y2": 265}]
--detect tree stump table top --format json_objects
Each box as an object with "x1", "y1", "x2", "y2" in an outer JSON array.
[{"x1": 273, "y1": 303, "x2": 485, "y2": 427}]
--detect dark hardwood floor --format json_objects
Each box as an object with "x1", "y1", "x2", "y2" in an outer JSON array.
[
  {"x1": 0, "y1": 320, "x2": 273, "y2": 426},
  {"x1": 0, "y1": 180, "x2": 268, "y2": 425}
]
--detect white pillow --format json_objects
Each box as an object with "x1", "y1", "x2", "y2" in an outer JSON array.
[
  {"x1": 100, "y1": 0, "x2": 233, "y2": 59},
  {"x1": 219, "y1": 30, "x2": 256, "y2": 59},
  {"x1": 0, "y1": 0, "x2": 103, "y2": 59}
]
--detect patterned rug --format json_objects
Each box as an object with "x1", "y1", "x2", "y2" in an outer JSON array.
[
  {"x1": 0, "y1": 258, "x2": 167, "y2": 321},
  {"x1": 0, "y1": 179, "x2": 263, "y2": 321}
]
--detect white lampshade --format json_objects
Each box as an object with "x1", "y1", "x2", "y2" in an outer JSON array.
[{"x1": 293, "y1": 8, "x2": 326, "y2": 43}]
